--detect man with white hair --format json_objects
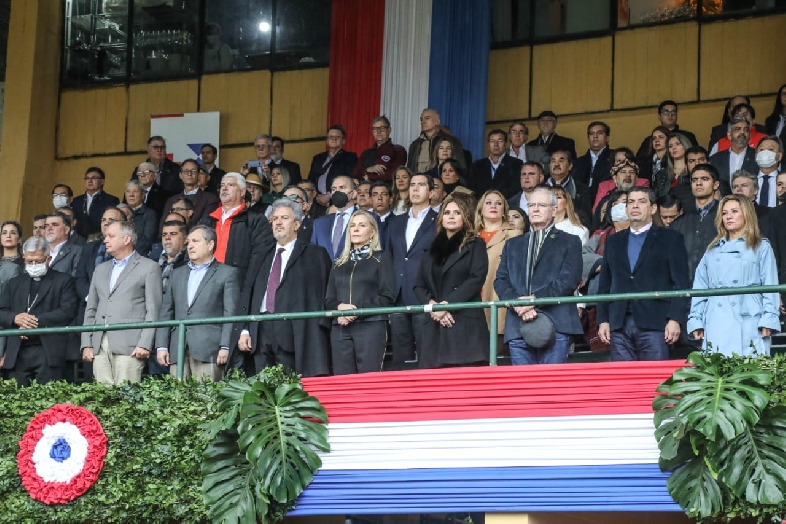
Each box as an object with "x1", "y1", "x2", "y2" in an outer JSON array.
[{"x1": 133, "y1": 161, "x2": 171, "y2": 218}]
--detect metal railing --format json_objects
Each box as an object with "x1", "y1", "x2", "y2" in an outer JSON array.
[{"x1": 2, "y1": 284, "x2": 785, "y2": 379}]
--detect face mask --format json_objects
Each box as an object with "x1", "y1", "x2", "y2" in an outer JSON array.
[
  {"x1": 25, "y1": 263, "x2": 47, "y2": 279},
  {"x1": 331, "y1": 191, "x2": 349, "y2": 208},
  {"x1": 610, "y1": 203, "x2": 629, "y2": 222},
  {"x1": 206, "y1": 35, "x2": 219, "y2": 46},
  {"x1": 53, "y1": 195, "x2": 69, "y2": 209},
  {"x1": 756, "y1": 150, "x2": 778, "y2": 169}
]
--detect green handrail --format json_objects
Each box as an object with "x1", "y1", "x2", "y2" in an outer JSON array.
[{"x1": 2, "y1": 284, "x2": 785, "y2": 377}]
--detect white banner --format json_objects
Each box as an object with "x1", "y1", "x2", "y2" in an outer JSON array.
[{"x1": 150, "y1": 111, "x2": 220, "y2": 166}]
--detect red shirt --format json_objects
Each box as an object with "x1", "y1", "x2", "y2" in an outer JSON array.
[{"x1": 209, "y1": 205, "x2": 244, "y2": 263}]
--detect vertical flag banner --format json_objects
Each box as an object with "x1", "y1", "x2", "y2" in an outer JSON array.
[{"x1": 150, "y1": 111, "x2": 220, "y2": 165}]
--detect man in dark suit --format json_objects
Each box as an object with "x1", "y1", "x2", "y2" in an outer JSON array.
[
  {"x1": 597, "y1": 187, "x2": 690, "y2": 361},
  {"x1": 546, "y1": 150, "x2": 592, "y2": 227},
  {"x1": 200, "y1": 143, "x2": 226, "y2": 193},
  {"x1": 124, "y1": 180, "x2": 158, "y2": 257},
  {"x1": 134, "y1": 162, "x2": 172, "y2": 219},
  {"x1": 233, "y1": 199, "x2": 331, "y2": 377},
  {"x1": 731, "y1": 171, "x2": 769, "y2": 220},
  {"x1": 527, "y1": 110, "x2": 576, "y2": 159},
  {"x1": 636, "y1": 100, "x2": 698, "y2": 157},
  {"x1": 385, "y1": 173, "x2": 437, "y2": 365},
  {"x1": 271, "y1": 136, "x2": 302, "y2": 184},
  {"x1": 764, "y1": 86, "x2": 786, "y2": 165},
  {"x1": 297, "y1": 180, "x2": 327, "y2": 219},
  {"x1": 45, "y1": 212, "x2": 81, "y2": 278},
  {"x1": 130, "y1": 136, "x2": 183, "y2": 195},
  {"x1": 0, "y1": 236, "x2": 79, "y2": 385},
  {"x1": 507, "y1": 121, "x2": 550, "y2": 174},
  {"x1": 283, "y1": 185, "x2": 313, "y2": 242},
  {"x1": 71, "y1": 167, "x2": 121, "y2": 236},
  {"x1": 710, "y1": 116, "x2": 758, "y2": 186},
  {"x1": 572, "y1": 121, "x2": 613, "y2": 198},
  {"x1": 495, "y1": 187, "x2": 583, "y2": 364},
  {"x1": 57, "y1": 208, "x2": 87, "y2": 247},
  {"x1": 156, "y1": 225, "x2": 239, "y2": 381},
  {"x1": 308, "y1": 125, "x2": 359, "y2": 209},
  {"x1": 469, "y1": 129, "x2": 524, "y2": 199},
  {"x1": 159, "y1": 159, "x2": 220, "y2": 230}
]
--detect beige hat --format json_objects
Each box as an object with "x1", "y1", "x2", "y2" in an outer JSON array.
[{"x1": 246, "y1": 173, "x2": 265, "y2": 187}]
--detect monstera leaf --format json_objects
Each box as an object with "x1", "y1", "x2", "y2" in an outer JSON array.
[
  {"x1": 716, "y1": 405, "x2": 786, "y2": 505},
  {"x1": 666, "y1": 453, "x2": 725, "y2": 519},
  {"x1": 668, "y1": 353, "x2": 770, "y2": 442},
  {"x1": 202, "y1": 429, "x2": 269, "y2": 524},
  {"x1": 201, "y1": 380, "x2": 254, "y2": 441},
  {"x1": 237, "y1": 381, "x2": 330, "y2": 504}
]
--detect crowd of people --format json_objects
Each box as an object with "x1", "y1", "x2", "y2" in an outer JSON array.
[{"x1": 1, "y1": 84, "x2": 786, "y2": 385}]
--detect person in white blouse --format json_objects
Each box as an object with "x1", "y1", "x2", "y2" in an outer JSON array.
[{"x1": 549, "y1": 186, "x2": 589, "y2": 245}]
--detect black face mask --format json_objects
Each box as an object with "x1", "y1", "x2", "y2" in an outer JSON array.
[{"x1": 331, "y1": 191, "x2": 349, "y2": 208}]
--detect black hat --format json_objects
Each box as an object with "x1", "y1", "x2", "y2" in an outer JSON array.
[
  {"x1": 536, "y1": 110, "x2": 557, "y2": 120},
  {"x1": 519, "y1": 311, "x2": 556, "y2": 349}
]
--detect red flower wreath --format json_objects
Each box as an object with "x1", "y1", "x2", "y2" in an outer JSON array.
[{"x1": 17, "y1": 404, "x2": 108, "y2": 505}]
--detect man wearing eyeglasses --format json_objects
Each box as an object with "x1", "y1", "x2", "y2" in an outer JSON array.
[
  {"x1": 353, "y1": 116, "x2": 407, "y2": 182},
  {"x1": 283, "y1": 185, "x2": 313, "y2": 242},
  {"x1": 71, "y1": 167, "x2": 120, "y2": 236},
  {"x1": 158, "y1": 159, "x2": 220, "y2": 231},
  {"x1": 635, "y1": 101, "x2": 698, "y2": 158},
  {"x1": 131, "y1": 161, "x2": 171, "y2": 218},
  {"x1": 308, "y1": 125, "x2": 359, "y2": 208},
  {"x1": 131, "y1": 136, "x2": 183, "y2": 196}
]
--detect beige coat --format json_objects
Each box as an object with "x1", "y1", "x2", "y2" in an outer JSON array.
[{"x1": 481, "y1": 225, "x2": 522, "y2": 334}]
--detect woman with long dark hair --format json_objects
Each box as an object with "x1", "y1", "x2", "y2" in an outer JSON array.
[
  {"x1": 414, "y1": 195, "x2": 489, "y2": 368},
  {"x1": 765, "y1": 84, "x2": 786, "y2": 140},
  {"x1": 653, "y1": 132, "x2": 691, "y2": 199},
  {"x1": 0, "y1": 221, "x2": 23, "y2": 290},
  {"x1": 438, "y1": 158, "x2": 468, "y2": 195},
  {"x1": 638, "y1": 126, "x2": 670, "y2": 184}
]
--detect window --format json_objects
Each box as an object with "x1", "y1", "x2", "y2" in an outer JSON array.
[
  {"x1": 533, "y1": 0, "x2": 611, "y2": 38},
  {"x1": 618, "y1": 0, "x2": 697, "y2": 27},
  {"x1": 63, "y1": 0, "x2": 130, "y2": 84},
  {"x1": 131, "y1": 0, "x2": 199, "y2": 80},
  {"x1": 701, "y1": 0, "x2": 784, "y2": 16},
  {"x1": 491, "y1": 0, "x2": 532, "y2": 44}
]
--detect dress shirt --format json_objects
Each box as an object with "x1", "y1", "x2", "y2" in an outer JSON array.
[
  {"x1": 260, "y1": 238, "x2": 297, "y2": 313},
  {"x1": 405, "y1": 206, "x2": 430, "y2": 251},
  {"x1": 508, "y1": 146, "x2": 527, "y2": 162},
  {"x1": 184, "y1": 188, "x2": 199, "y2": 196},
  {"x1": 729, "y1": 148, "x2": 747, "y2": 177},
  {"x1": 85, "y1": 191, "x2": 101, "y2": 212},
  {"x1": 519, "y1": 192, "x2": 531, "y2": 215},
  {"x1": 186, "y1": 259, "x2": 213, "y2": 306},
  {"x1": 629, "y1": 221, "x2": 653, "y2": 235},
  {"x1": 757, "y1": 170, "x2": 779, "y2": 208},
  {"x1": 489, "y1": 156, "x2": 502, "y2": 179},
  {"x1": 109, "y1": 252, "x2": 133, "y2": 291},
  {"x1": 331, "y1": 208, "x2": 352, "y2": 241},
  {"x1": 50, "y1": 240, "x2": 67, "y2": 261},
  {"x1": 376, "y1": 211, "x2": 391, "y2": 223},
  {"x1": 143, "y1": 187, "x2": 151, "y2": 203},
  {"x1": 590, "y1": 148, "x2": 606, "y2": 170},
  {"x1": 221, "y1": 205, "x2": 242, "y2": 225}
]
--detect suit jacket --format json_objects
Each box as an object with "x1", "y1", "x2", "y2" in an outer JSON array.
[
  {"x1": 308, "y1": 201, "x2": 328, "y2": 219},
  {"x1": 528, "y1": 133, "x2": 576, "y2": 159},
  {"x1": 709, "y1": 147, "x2": 758, "y2": 185},
  {"x1": 160, "y1": 189, "x2": 220, "y2": 231},
  {"x1": 155, "y1": 260, "x2": 239, "y2": 364},
  {"x1": 131, "y1": 204, "x2": 158, "y2": 257},
  {"x1": 494, "y1": 228, "x2": 583, "y2": 342},
  {"x1": 308, "y1": 150, "x2": 360, "y2": 194},
  {"x1": 49, "y1": 240, "x2": 82, "y2": 278},
  {"x1": 469, "y1": 154, "x2": 524, "y2": 199},
  {"x1": 0, "y1": 270, "x2": 79, "y2": 369},
  {"x1": 69, "y1": 231, "x2": 87, "y2": 247},
  {"x1": 234, "y1": 241, "x2": 332, "y2": 377},
  {"x1": 82, "y1": 251, "x2": 163, "y2": 354},
  {"x1": 131, "y1": 158, "x2": 183, "y2": 195},
  {"x1": 297, "y1": 216, "x2": 314, "y2": 243},
  {"x1": 273, "y1": 158, "x2": 302, "y2": 184},
  {"x1": 310, "y1": 206, "x2": 382, "y2": 261},
  {"x1": 596, "y1": 225, "x2": 690, "y2": 331},
  {"x1": 385, "y1": 208, "x2": 438, "y2": 306},
  {"x1": 508, "y1": 145, "x2": 550, "y2": 174},
  {"x1": 140, "y1": 183, "x2": 172, "y2": 219},
  {"x1": 72, "y1": 191, "x2": 121, "y2": 236},
  {"x1": 571, "y1": 147, "x2": 612, "y2": 197}
]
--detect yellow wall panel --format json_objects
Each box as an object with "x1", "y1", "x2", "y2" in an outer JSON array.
[
  {"x1": 280, "y1": 140, "x2": 324, "y2": 177},
  {"x1": 57, "y1": 154, "x2": 147, "y2": 202},
  {"x1": 272, "y1": 69, "x2": 329, "y2": 140},
  {"x1": 58, "y1": 87, "x2": 127, "y2": 157},
  {"x1": 614, "y1": 22, "x2": 698, "y2": 109},
  {"x1": 126, "y1": 80, "x2": 199, "y2": 151},
  {"x1": 200, "y1": 70, "x2": 272, "y2": 146},
  {"x1": 487, "y1": 47, "x2": 531, "y2": 121},
  {"x1": 700, "y1": 14, "x2": 786, "y2": 100},
  {"x1": 531, "y1": 37, "x2": 612, "y2": 116}
]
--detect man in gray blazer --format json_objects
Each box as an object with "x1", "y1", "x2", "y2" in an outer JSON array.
[
  {"x1": 155, "y1": 225, "x2": 239, "y2": 381},
  {"x1": 81, "y1": 221, "x2": 162, "y2": 384},
  {"x1": 45, "y1": 212, "x2": 81, "y2": 277},
  {"x1": 508, "y1": 121, "x2": 551, "y2": 174}
]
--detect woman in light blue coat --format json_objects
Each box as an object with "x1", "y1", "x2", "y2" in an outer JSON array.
[{"x1": 688, "y1": 195, "x2": 780, "y2": 356}]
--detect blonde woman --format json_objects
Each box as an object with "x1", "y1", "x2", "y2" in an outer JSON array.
[
  {"x1": 688, "y1": 195, "x2": 779, "y2": 356},
  {"x1": 391, "y1": 166, "x2": 412, "y2": 215},
  {"x1": 325, "y1": 210, "x2": 396, "y2": 374},
  {"x1": 262, "y1": 165, "x2": 290, "y2": 204},
  {"x1": 474, "y1": 190, "x2": 521, "y2": 338},
  {"x1": 549, "y1": 186, "x2": 589, "y2": 245}
]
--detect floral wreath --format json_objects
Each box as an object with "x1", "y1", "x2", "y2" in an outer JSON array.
[{"x1": 17, "y1": 404, "x2": 107, "y2": 505}]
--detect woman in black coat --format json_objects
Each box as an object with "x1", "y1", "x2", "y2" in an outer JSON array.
[
  {"x1": 325, "y1": 210, "x2": 396, "y2": 374},
  {"x1": 414, "y1": 195, "x2": 489, "y2": 369}
]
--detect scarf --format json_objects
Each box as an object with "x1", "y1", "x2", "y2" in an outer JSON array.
[
  {"x1": 349, "y1": 244, "x2": 372, "y2": 262},
  {"x1": 525, "y1": 222, "x2": 554, "y2": 294}
]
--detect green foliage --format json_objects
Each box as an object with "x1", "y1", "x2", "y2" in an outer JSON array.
[
  {"x1": 654, "y1": 351, "x2": 786, "y2": 523},
  {"x1": 201, "y1": 366, "x2": 329, "y2": 524},
  {"x1": 0, "y1": 365, "x2": 329, "y2": 524}
]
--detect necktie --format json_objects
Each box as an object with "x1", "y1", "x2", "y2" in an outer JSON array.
[
  {"x1": 760, "y1": 175, "x2": 771, "y2": 207},
  {"x1": 332, "y1": 212, "x2": 344, "y2": 256},
  {"x1": 265, "y1": 247, "x2": 285, "y2": 313}
]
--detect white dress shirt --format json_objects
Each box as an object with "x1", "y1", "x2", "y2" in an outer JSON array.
[
  {"x1": 757, "y1": 170, "x2": 779, "y2": 208},
  {"x1": 331, "y1": 208, "x2": 353, "y2": 242},
  {"x1": 405, "y1": 206, "x2": 430, "y2": 251},
  {"x1": 261, "y1": 238, "x2": 297, "y2": 313},
  {"x1": 518, "y1": 192, "x2": 531, "y2": 215},
  {"x1": 508, "y1": 146, "x2": 527, "y2": 162},
  {"x1": 729, "y1": 148, "x2": 747, "y2": 177},
  {"x1": 50, "y1": 240, "x2": 67, "y2": 261},
  {"x1": 221, "y1": 205, "x2": 243, "y2": 225}
]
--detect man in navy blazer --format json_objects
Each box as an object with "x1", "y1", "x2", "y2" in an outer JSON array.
[
  {"x1": 597, "y1": 187, "x2": 690, "y2": 361},
  {"x1": 385, "y1": 173, "x2": 437, "y2": 365},
  {"x1": 71, "y1": 167, "x2": 121, "y2": 236},
  {"x1": 469, "y1": 129, "x2": 524, "y2": 199},
  {"x1": 495, "y1": 188, "x2": 583, "y2": 365},
  {"x1": 308, "y1": 125, "x2": 359, "y2": 208},
  {"x1": 709, "y1": 116, "x2": 758, "y2": 186},
  {"x1": 311, "y1": 175, "x2": 359, "y2": 261}
]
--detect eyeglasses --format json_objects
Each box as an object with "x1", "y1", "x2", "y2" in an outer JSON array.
[
  {"x1": 181, "y1": 169, "x2": 199, "y2": 174},
  {"x1": 136, "y1": 170, "x2": 155, "y2": 176},
  {"x1": 84, "y1": 176, "x2": 102, "y2": 181},
  {"x1": 660, "y1": 110, "x2": 678, "y2": 116},
  {"x1": 149, "y1": 145, "x2": 166, "y2": 150},
  {"x1": 371, "y1": 126, "x2": 389, "y2": 132},
  {"x1": 286, "y1": 195, "x2": 304, "y2": 203}
]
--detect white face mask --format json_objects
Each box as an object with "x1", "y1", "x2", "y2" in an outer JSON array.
[
  {"x1": 25, "y1": 262, "x2": 47, "y2": 279},
  {"x1": 53, "y1": 195, "x2": 69, "y2": 209},
  {"x1": 756, "y1": 149, "x2": 779, "y2": 169},
  {"x1": 610, "y1": 202, "x2": 629, "y2": 222}
]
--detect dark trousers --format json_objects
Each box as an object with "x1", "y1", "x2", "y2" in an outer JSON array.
[
  {"x1": 257, "y1": 320, "x2": 296, "y2": 375},
  {"x1": 330, "y1": 320, "x2": 387, "y2": 375},
  {"x1": 390, "y1": 309, "x2": 425, "y2": 364},
  {"x1": 8, "y1": 344, "x2": 63, "y2": 386},
  {"x1": 610, "y1": 314, "x2": 669, "y2": 361}
]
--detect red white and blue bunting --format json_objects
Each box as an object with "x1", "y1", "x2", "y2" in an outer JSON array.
[{"x1": 17, "y1": 404, "x2": 107, "y2": 505}]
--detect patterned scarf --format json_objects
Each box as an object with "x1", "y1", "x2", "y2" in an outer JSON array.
[
  {"x1": 525, "y1": 222, "x2": 554, "y2": 294},
  {"x1": 349, "y1": 244, "x2": 372, "y2": 262}
]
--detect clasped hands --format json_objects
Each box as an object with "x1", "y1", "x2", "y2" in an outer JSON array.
[
  {"x1": 428, "y1": 301, "x2": 455, "y2": 328},
  {"x1": 336, "y1": 303, "x2": 358, "y2": 326},
  {"x1": 513, "y1": 296, "x2": 537, "y2": 322}
]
